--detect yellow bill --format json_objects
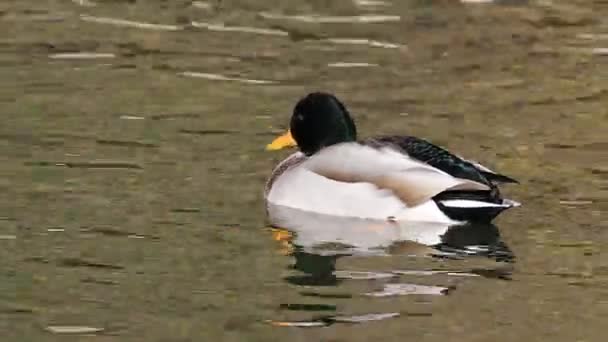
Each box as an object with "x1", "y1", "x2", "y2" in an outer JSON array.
[{"x1": 266, "y1": 129, "x2": 297, "y2": 150}]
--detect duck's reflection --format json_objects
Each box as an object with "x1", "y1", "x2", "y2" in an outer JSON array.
[
  {"x1": 269, "y1": 204, "x2": 513, "y2": 286},
  {"x1": 267, "y1": 205, "x2": 514, "y2": 327},
  {"x1": 435, "y1": 222, "x2": 514, "y2": 262},
  {"x1": 286, "y1": 251, "x2": 339, "y2": 286},
  {"x1": 270, "y1": 204, "x2": 512, "y2": 255}
]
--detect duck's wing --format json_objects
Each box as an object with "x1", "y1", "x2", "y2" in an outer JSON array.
[
  {"x1": 301, "y1": 142, "x2": 491, "y2": 207},
  {"x1": 364, "y1": 136, "x2": 518, "y2": 185},
  {"x1": 462, "y1": 158, "x2": 519, "y2": 184}
]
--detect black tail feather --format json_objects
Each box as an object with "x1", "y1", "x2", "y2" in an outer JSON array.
[
  {"x1": 480, "y1": 172, "x2": 519, "y2": 184},
  {"x1": 433, "y1": 189, "x2": 501, "y2": 204}
]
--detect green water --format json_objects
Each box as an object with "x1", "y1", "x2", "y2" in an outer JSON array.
[{"x1": 1, "y1": 0, "x2": 607, "y2": 341}]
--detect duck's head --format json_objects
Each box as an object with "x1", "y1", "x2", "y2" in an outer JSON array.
[{"x1": 267, "y1": 92, "x2": 357, "y2": 156}]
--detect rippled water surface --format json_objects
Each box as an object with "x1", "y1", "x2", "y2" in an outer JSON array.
[{"x1": 2, "y1": 0, "x2": 607, "y2": 341}]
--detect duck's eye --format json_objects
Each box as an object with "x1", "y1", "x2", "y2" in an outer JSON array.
[{"x1": 294, "y1": 113, "x2": 304, "y2": 122}]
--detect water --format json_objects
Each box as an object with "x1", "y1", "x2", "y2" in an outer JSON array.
[{"x1": 1, "y1": 0, "x2": 607, "y2": 341}]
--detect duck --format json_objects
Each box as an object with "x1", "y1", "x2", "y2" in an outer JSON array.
[{"x1": 264, "y1": 92, "x2": 520, "y2": 224}]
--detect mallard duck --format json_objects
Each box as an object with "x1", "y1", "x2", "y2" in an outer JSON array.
[{"x1": 265, "y1": 92, "x2": 519, "y2": 224}]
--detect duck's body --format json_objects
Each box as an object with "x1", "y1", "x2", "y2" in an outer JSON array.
[{"x1": 265, "y1": 92, "x2": 519, "y2": 224}]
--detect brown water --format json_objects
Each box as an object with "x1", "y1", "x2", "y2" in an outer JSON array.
[{"x1": 2, "y1": 0, "x2": 607, "y2": 341}]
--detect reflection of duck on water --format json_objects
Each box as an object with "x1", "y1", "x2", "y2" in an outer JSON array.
[
  {"x1": 269, "y1": 206, "x2": 513, "y2": 261},
  {"x1": 269, "y1": 208, "x2": 514, "y2": 287},
  {"x1": 266, "y1": 195, "x2": 514, "y2": 327},
  {"x1": 265, "y1": 92, "x2": 520, "y2": 225},
  {"x1": 266, "y1": 218, "x2": 514, "y2": 328}
]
